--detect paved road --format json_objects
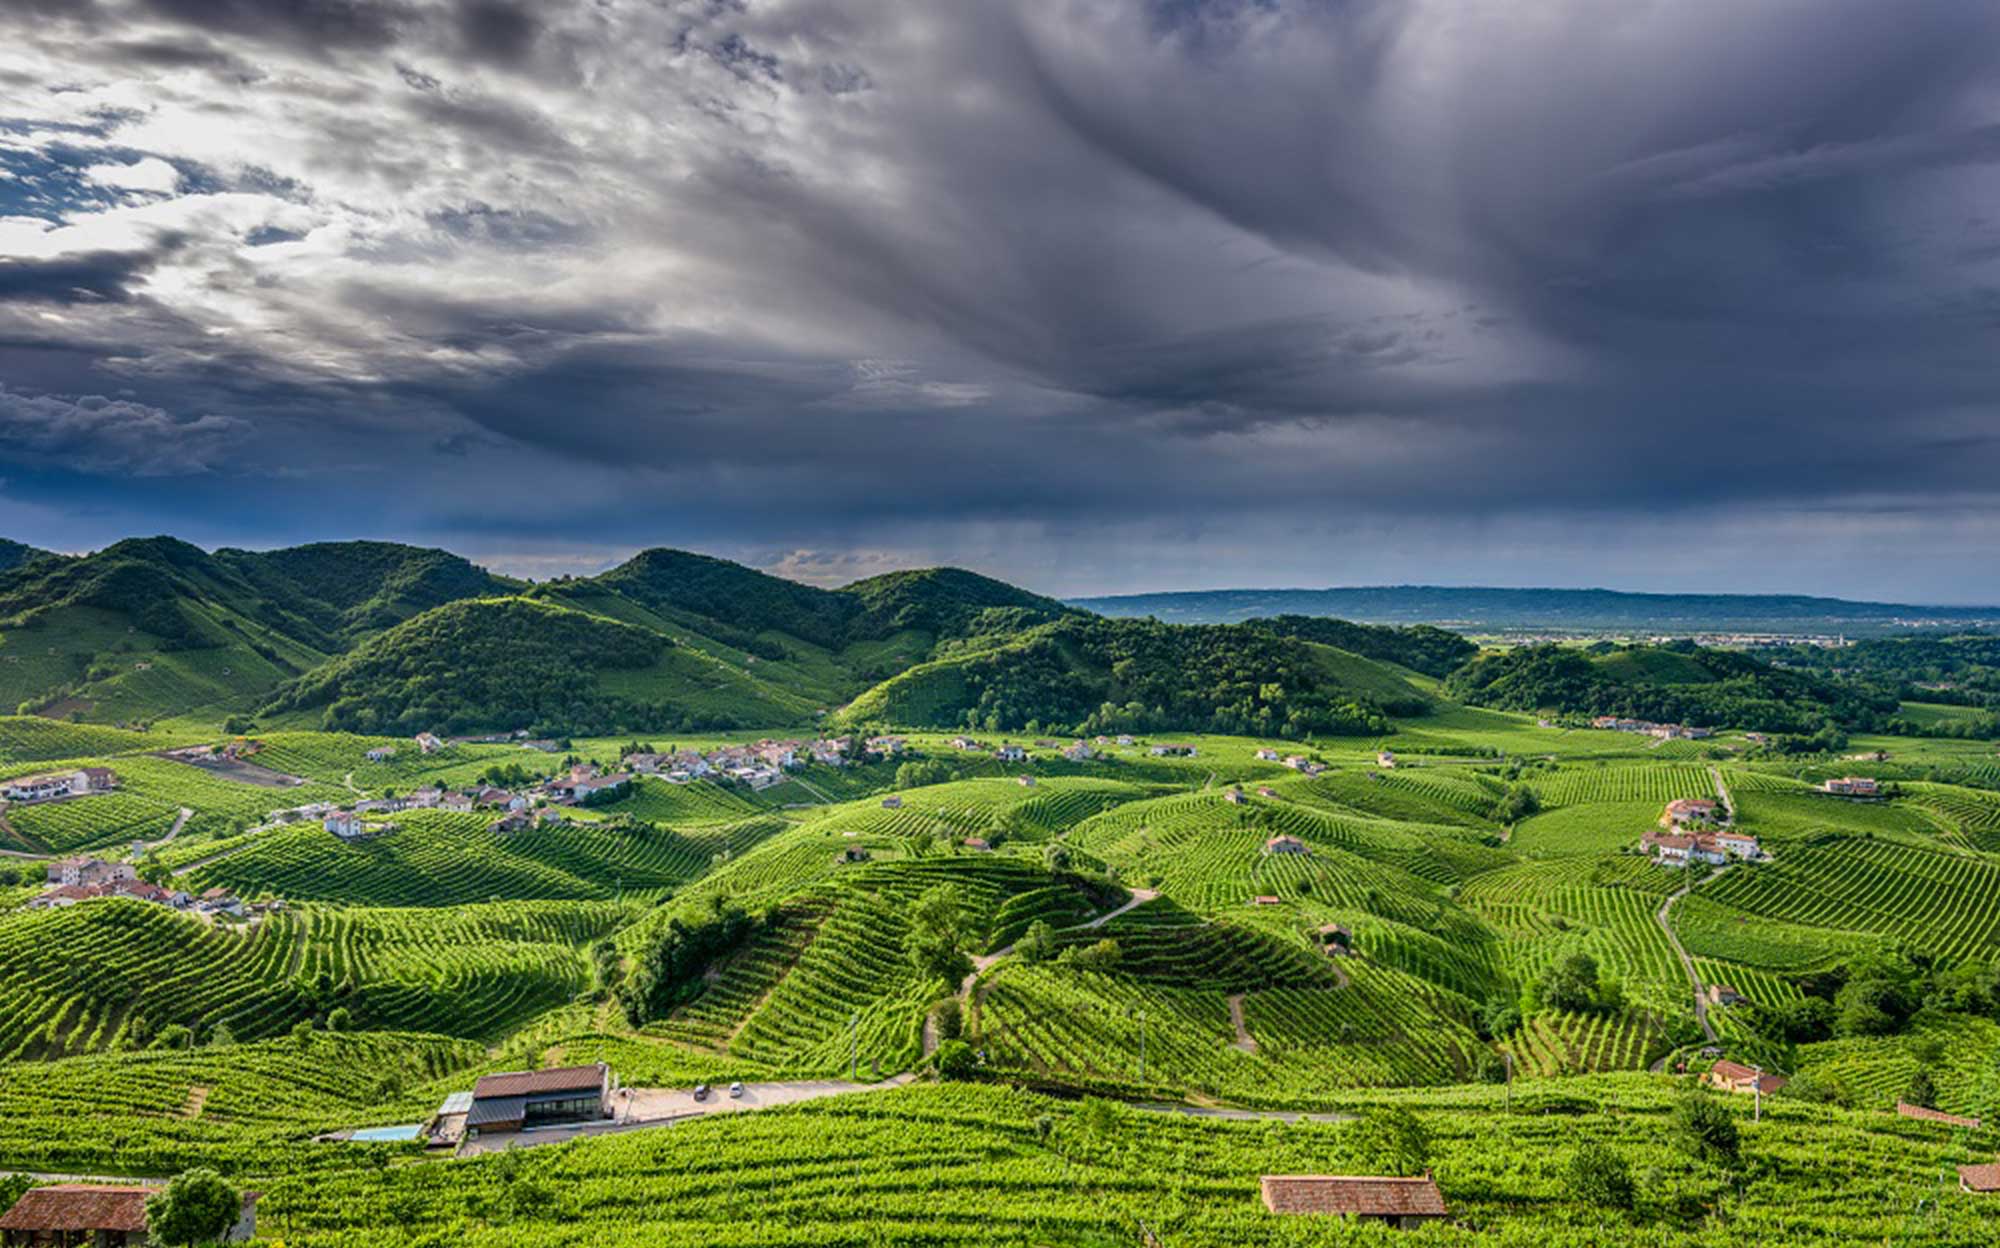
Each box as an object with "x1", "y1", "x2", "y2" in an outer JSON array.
[
  {"x1": 457, "y1": 1075, "x2": 917, "y2": 1156},
  {"x1": 1082, "y1": 888, "x2": 1158, "y2": 929}
]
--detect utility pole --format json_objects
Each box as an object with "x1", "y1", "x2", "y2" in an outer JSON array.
[
  {"x1": 1752, "y1": 1064, "x2": 1763, "y2": 1123},
  {"x1": 850, "y1": 1012, "x2": 859, "y2": 1081},
  {"x1": 1505, "y1": 1051, "x2": 1513, "y2": 1111}
]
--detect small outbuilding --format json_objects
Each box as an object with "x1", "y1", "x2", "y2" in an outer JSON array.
[
  {"x1": 1259, "y1": 1175, "x2": 1447, "y2": 1228},
  {"x1": 0, "y1": 1184, "x2": 258, "y2": 1246}
]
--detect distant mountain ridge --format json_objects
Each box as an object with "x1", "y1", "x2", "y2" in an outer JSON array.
[{"x1": 1069, "y1": 585, "x2": 2000, "y2": 634}]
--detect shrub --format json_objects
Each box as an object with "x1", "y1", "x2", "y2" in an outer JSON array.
[
  {"x1": 934, "y1": 1040, "x2": 976, "y2": 1080},
  {"x1": 1566, "y1": 1141, "x2": 1635, "y2": 1210},
  {"x1": 1672, "y1": 1087, "x2": 1740, "y2": 1167}
]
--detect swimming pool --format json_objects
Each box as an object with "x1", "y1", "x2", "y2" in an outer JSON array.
[{"x1": 349, "y1": 1123, "x2": 426, "y2": 1142}]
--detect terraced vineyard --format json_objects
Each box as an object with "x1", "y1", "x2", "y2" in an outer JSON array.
[{"x1": 5, "y1": 715, "x2": 2000, "y2": 1240}]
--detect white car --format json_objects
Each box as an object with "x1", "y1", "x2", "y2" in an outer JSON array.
[{"x1": 728, "y1": 1081, "x2": 746, "y2": 1099}]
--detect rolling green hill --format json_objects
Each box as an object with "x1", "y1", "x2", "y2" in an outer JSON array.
[
  {"x1": 839, "y1": 614, "x2": 1431, "y2": 736},
  {"x1": 259, "y1": 597, "x2": 812, "y2": 735},
  {"x1": 0, "y1": 540, "x2": 46, "y2": 575},
  {"x1": 1444, "y1": 641, "x2": 1900, "y2": 734}
]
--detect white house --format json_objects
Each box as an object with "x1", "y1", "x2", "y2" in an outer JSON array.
[
  {"x1": 996, "y1": 744, "x2": 1026, "y2": 762},
  {"x1": 414, "y1": 732, "x2": 444, "y2": 754}
]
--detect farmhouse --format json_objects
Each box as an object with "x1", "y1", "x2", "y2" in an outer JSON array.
[
  {"x1": 365, "y1": 746, "x2": 396, "y2": 762},
  {"x1": 1318, "y1": 923, "x2": 1353, "y2": 955},
  {"x1": 1149, "y1": 743, "x2": 1198, "y2": 757},
  {"x1": 996, "y1": 744, "x2": 1026, "y2": 762},
  {"x1": 1703, "y1": 1060, "x2": 1786, "y2": 1096},
  {"x1": 1264, "y1": 835, "x2": 1310, "y2": 855},
  {"x1": 866, "y1": 736, "x2": 906, "y2": 756},
  {"x1": 951, "y1": 737, "x2": 980, "y2": 751},
  {"x1": 2, "y1": 768, "x2": 117, "y2": 803},
  {"x1": 1116, "y1": 735, "x2": 1136, "y2": 746},
  {"x1": 1706, "y1": 984, "x2": 1745, "y2": 1008},
  {"x1": 1064, "y1": 742, "x2": 1094, "y2": 761},
  {"x1": 1223, "y1": 788, "x2": 1246, "y2": 804},
  {"x1": 835, "y1": 845, "x2": 870, "y2": 864},
  {"x1": 1899, "y1": 1102, "x2": 1981, "y2": 1129},
  {"x1": 1256, "y1": 748, "x2": 1280, "y2": 761},
  {"x1": 1660, "y1": 798, "x2": 1720, "y2": 828},
  {"x1": 46, "y1": 858, "x2": 136, "y2": 889},
  {"x1": 488, "y1": 810, "x2": 534, "y2": 835},
  {"x1": 1642, "y1": 830, "x2": 1728, "y2": 867},
  {"x1": 0, "y1": 1184, "x2": 258, "y2": 1246},
  {"x1": 1257, "y1": 786, "x2": 1280, "y2": 798},
  {"x1": 1017, "y1": 775, "x2": 1037, "y2": 787},
  {"x1": 324, "y1": 810, "x2": 366, "y2": 839},
  {"x1": 1258, "y1": 1176, "x2": 1447, "y2": 1228},
  {"x1": 1250, "y1": 895, "x2": 1283, "y2": 906},
  {"x1": 414, "y1": 732, "x2": 444, "y2": 753},
  {"x1": 881, "y1": 795, "x2": 903, "y2": 809},
  {"x1": 1823, "y1": 776, "x2": 1880, "y2": 797},
  {"x1": 464, "y1": 1063, "x2": 612, "y2": 1137},
  {"x1": 1376, "y1": 751, "x2": 1396, "y2": 768},
  {"x1": 962, "y1": 837, "x2": 991, "y2": 852}
]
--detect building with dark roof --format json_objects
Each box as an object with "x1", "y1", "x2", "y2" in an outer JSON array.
[
  {"x1": 1259, "y1": 1175, "x2": 1447, "y2": 1227},
  {"x1": 0, "y1": 1184, "x2": 257, "y2": 1245},
  {"x1": 465, "y1": 1063, "x2": 612, "y2": 1136}
]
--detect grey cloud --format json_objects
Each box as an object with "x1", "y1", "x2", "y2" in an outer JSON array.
[{"x1": 2, "y1": 0, "x2": 2000, "y2": 598}]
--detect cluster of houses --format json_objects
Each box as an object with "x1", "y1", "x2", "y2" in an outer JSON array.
[
  {"x1": 24, "y1": 856, "x2": 254, "y2": 917},
  {"x1": 1642, "y1": 826, "x2": 1761, "y2": 867},
  {"x1": 1821, "y1": 775, "x2": 1881, "y2": 798},
  {"x1": 623, "y1": 735, "x2": 897, "y2": 790},
  {"x1": 1590, "y1": 716, "x2": 1714, "y2": 740},
  {"x1": 1256, "y1": 748, "x2": 1328, "y2": 777},
  {"x1": 0, "y1": 766, "x2": 117, "y2": 804},
  {"x1": 321, "y1": 762, "x2": 639, "y2": 839}
]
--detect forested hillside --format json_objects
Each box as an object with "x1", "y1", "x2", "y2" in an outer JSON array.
[
  {"x1": 1251, "y1": 614, "x2": 1477, "y2": 677},
  {"x1": 839, "y1": 615, "x2": 1429, "y2": 736},
  {"x1": 1444, "y1": 642, "x2": 1899, "y2": 734},
  {"x1": 0, "y1": 540, "x2": 45, "y2": 575}
]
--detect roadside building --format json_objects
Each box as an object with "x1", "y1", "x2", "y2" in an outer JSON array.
[
  {"x1": 1703, "y1": 1059, "x2": 1786, "y2": 1096},
  {"x1": 1258, "y1": 1176, "x2": 1447, "y2": 1228},
  {"x1": 1264, "y1": 835, "x2": 1310, "y2": 855},
  {"x1": 464, "y1": 1064, "x2": 612, "y2": 1138}
]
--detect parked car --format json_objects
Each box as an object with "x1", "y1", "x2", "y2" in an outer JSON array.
[
  {"x1": 692, "y1": 1084, "x2": 709, "y2": 1102},
  {"x1": 728, "y1": 1081, "x2": 746, "y2": 1099}
]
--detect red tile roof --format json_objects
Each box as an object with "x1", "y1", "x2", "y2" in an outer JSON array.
[
  {"x1": 1899, "y1": 1102, "x2": 1981, "y2": 1129},
  {"x1": 1959, "y1": 1162, "x2": 2000, "y2": 1192},
  {"x1": 0, "y1": 1185, "x2": 154, "y2": 1233},
  {"x1": 1260, "y1": 1175, "x2": 1447, "y2": 1218},
  {"x1": 473, "y1": 1063, "x2": 607, "y2": 1099}
]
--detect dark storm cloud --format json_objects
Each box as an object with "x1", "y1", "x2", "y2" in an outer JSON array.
[{"x1": 4, "y1": 0, "x2": 2000, "y2": 597}]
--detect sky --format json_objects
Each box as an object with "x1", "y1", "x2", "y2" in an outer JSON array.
[{"x1": 3, "y1": 1, "x2": 2000, "y2": 601}]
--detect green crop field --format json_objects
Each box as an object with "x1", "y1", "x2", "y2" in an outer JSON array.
[{"x1": 4, "y1": 713, "x2": 2000, "y2": 1244}]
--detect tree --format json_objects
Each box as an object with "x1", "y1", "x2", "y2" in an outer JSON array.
[
  {"x1": 1068, "y1": 938, "x2": 1121, "y2": 971},
  {"x1": 146, "y1": 1168, "x2": 241, "y2": 1246},
  {"x1": 326, "y1": 1006, "x2": 352, "y2": 1032},
  {"x1": 1905, "y1": 1068, "x2": 1938, "y2": 1110},
  {"x1": 152, "y1": 1023, "x2": 193, "y2": 1051},
  {"x1": 932, "y1": 998, "x2": 963, "y2": 1042},
  {"x1": 292, "y1": 1018, "x2": 316, "y2": 1051},
  {"x1": 1016, "y1": 920, "x2": 1058, "y2": 964},
  {"x1": 895, "y1": 759, "x2": 951, "y2": 789},
  {"x1": 1566, "y1": 1141, "x2": 1635, "y2": 1210},
  {"x1": 1672, "y1": 1086, "x2": 1740, "y2": 1167},
  {"x1": 1359, "y1": 1107, "x2": 1431, "y2": 1177},
  {"x1": 1478, "y1": 997, "x2": 1521, "y2": 1040},
  {"x1": 1536, "y1": 953, "x2": 1602, "y2": 1014},
  {"x1": 905, "y1": 884, "x2": 973, "y2": 982}
]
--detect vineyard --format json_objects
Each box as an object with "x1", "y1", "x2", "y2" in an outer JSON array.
[{"x1": 4, "y1": 715, "x2": 2000, "y2": 1242}]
